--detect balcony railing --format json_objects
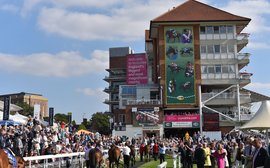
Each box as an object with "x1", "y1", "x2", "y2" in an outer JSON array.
[
  {"x1": 202, "y1": 92, "x2": 251, "y2": 101},
  {"x1": 104, "y1": 99, "x2": 119, "y2": 104},
  {"x1": 104, "y1": 87, "x2": 119, "y2": 93},
  {"x1": 237, "y1": 33, "x2": 249, "y2": 41},
  {"x1": 103, "y1": 75, "x2": 126, "y2": 81},
  {"x1": 127, "y1": 99, "x2": 161, "y2": 105},
  {"x1": 239, "y1": 72, "x2": 253, "y2": 80},
  {"x1": 237, "y1": 53, "x2": 250, "y2": 61}
]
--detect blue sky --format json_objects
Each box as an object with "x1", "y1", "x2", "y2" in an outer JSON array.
[{"x1": 0, "y1": 0, "x2": 270, "y2": 123}]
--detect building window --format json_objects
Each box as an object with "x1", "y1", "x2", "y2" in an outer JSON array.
[
  {"x1": 119, "y1": 114, "x2": 126, "y2": 123},
  {"x1": 229, "y1": 65, "x2": 235, "y2": 73},
  {"x1": 222, "y1": 66, "x2": 229, "y2": 73},
  {"x1": 214, "y1": 45, "x2": 220, "y2": 53},
  {"x1": 221, "y1": 45, "x2": 227, "y2": 53},
  {"x1": 207, "y1": 45, "x2": 214, "y2": 53},
  {"x1": 200, "y1": 26, "x2": 206, "y2": 34},
  {"x1": 208, "y1": 66, "x2": 215, "y2": 73},
  {"x1": 213, "y1": 26, "x2": 219, "y2": 34},
  {"x1": 227, "y1": 26, "x2": 234, "y2": 33},
  {"x1": 206, "y1": 26, "x2": 213, "y2": 34},
  {"x1": 228, "y1": 45, "x2": 234, "y2": 53},
  {"x1": 200, "y1": 45, "x2": 207, "y2": 53},
  {"x1": 220, "y1": 26, "x2": 226, "y2": 34},
  {"x1": 201, "y1": 66, "x2": 207, "y2": 73},
  {"x1": 215, "y1": 65, "x2": 222, "y2": 73}
]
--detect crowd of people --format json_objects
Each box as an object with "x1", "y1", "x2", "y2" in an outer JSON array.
[{"x1": 1, "y1": 116, "x2": 270, "y2": 168}]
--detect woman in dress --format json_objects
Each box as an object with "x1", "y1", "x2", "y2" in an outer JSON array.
[
  {"x1": 203, "y1": 143, "x2": 212, "y2": 168},
  {"x1": 214, "y1": 143, "x2": 226, "y2": 168}
]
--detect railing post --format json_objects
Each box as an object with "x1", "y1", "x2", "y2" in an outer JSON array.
[{"x1": 29, "y1": 161, "x2": 32, "y2": 168}]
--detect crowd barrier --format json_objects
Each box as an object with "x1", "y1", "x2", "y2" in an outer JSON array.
[{"x1": 24, "y1": 152, "x2": 85, "y2": 168}]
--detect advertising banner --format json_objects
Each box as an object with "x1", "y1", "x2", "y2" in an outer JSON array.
[
  {"x1": 34, "y1": 104, "x2": 40, "y2": 120},
  {"x1": 49, "y1": 107, "x2": 54, "y2": 126},
  {"x1": 3, "y1": 96, "x2": 10, "y2": 120},
  {"x1": 164, "y1": 26, "x2": 196, "y2": 104},
  {"x1": 164, "y1": 114, "x2": 200, "y2": 122},
  {"x1": 164, "y1": 121, "x2": 200, "y2": 128},
  {"x1": 127, "y1": 53, "x2": 148, "y2": 85}
]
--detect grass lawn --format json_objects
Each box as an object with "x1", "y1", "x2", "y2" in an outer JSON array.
[{"x1": 138, "y1": 156, "x2": 198, "y2": 168}]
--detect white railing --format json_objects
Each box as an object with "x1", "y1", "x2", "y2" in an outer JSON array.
[
  {"x1": 24, "y1": 152, "x2": 85, "y2": 168},
  {"x1": 237, "y1": 53, "x2": 250, "y2": 60}
]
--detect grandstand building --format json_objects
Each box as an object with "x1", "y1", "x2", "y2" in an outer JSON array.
[{"x1": 104, "y1": 0, "x2": 270, "y2": 138}]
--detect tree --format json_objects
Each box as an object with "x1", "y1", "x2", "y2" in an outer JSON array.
[
  {"x1": 54, "y1": 113, "x2": 69, "y2": 123},
  {"x1": 90, "y1": 112, "x2": 110, "y2": 135},
  {"x1": 15, "y1": 102, "x2": 33, "y2": 116},
  {"x1": 78, "y1": 123, "x2": 87, "y2": 130}
]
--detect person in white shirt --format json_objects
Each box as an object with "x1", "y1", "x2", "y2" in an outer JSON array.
[{"x1": 123, "y1": 142, "x2": 131, "y2": 168}]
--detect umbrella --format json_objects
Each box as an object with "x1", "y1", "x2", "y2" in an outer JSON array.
[
  {"x1": 0, "y1": 120, "x2": 20, "y2": 126},
  {"x1": 76, "y1": 129, "x2": 93, "y2": 135}
]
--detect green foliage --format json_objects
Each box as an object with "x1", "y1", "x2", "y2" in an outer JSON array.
[
  {"x1": 90, "y1": 112, "x2": 110, "y2": 135},
  {"x1": 15, "y1": 102, "x2": 34, "y2": 116},
  {"x1": 71, "y1": 120, "x2": 76, "y2": 125},
  {"x1": 54, "y1": 113, "x2": 69, "y2": 123},
  {"x1": 78, "y1": 123, "x2": 87, "y2": 130}
]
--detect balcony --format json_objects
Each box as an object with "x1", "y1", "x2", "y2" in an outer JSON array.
[
  {"x1": 238, "y1": 53, "x2": 250, "y2": 70},
  {"x1": 127, "y1": 99, "x2": 161, "y2": 105},
  {"x1": 239, "y1": 72, "x2": 252, "y2": 86},
  {"x1": 103, "y1": 75, "x2": 126, "y2": 82},
  {"x1": 237, "y1": 33, "x2": 249, "y2": 52},
  {"x1": 104, "y1": 99, "x2": 119, "y2": 105},
  {"x1": 202, "y1": 92, "x2": 251, "y2": 105},
  {"x1": 104, "y1": 87, "x2": 119, "y2": 93}
]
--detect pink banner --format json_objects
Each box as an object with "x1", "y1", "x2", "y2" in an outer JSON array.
[
  {"x1": 127, "y1": 54, "x2": 148, "y2": 85},
  {"x1": 165, "y1": 114, "x2": 200, "y2": 122}
]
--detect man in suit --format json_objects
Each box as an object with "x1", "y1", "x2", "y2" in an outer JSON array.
[
  {"x1": 252, "y1": 138, "x2": 268, "y2": 168},
  {"x1": 194, "y1": 143, "x2": 206, "y2": 168}
]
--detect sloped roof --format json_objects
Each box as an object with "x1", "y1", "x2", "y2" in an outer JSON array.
[
  {"x1": 241, "y1": 88, "x2": 270, "y2": 103},
  {"x1": 152, "y1": 0, "x2": 251, "y2": 23}
]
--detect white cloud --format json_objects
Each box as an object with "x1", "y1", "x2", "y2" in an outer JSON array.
[
  {"x1": 0, "y1": 50, "x2": 109, "y2": 77},
  {"x1": 247, "y1": 42, "x2": 270, "y2": 49},
  {"x1": 21, "y1": 0, "x2": 43, "y2": 17},
  {"x1": 76, "y1": 87, "x2": 108, "y2": 99},
  {"x1": 37, "y1": 0, "x2": 183, "y2": 41},
  {"x1": 221, "y1": 0, "x2": 270, "y2": 34},
  {"x1": 0, "y1": 4, "x2": 19, "y2": 13}
]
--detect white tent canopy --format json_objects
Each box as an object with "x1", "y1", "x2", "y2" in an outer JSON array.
[
  {"x1": 241, "y1": 100, "x2": 270, "y2": 130},
  {"x1": 0, "y1": 111, "x2": 28, "y2": 125},
  {"x1": 0, "y1": 101, "x2": 23, "y2": 112}
]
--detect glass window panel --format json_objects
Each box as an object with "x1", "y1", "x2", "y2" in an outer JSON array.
[
  {"x1": 206, "y1": 26, "x2": 213, "y2": 34},
  {"x1": 215, "y1": 65, "x2": 221, "y2": 73},
  {"x1": 208, "y1": 66, "x2": 215, "y2": 73},
  {"x1": 207, "y1": 45, "x2": 214, "y2": 53},
  {"x1": 222, "y1": 66, "x2": 229, "y2": 73},
  {"x1": 200, "y1": 26, "x2": 206, "y2": 34},
  {"x1": 201, "y1": 45, "x2": 207, "y2": 53},
  {"x1": 227, "y1": 26, "x2": 233, "y2": 33},
  {"x1": 213, "y1": 26, "x2": 219, "y2": 34},
  {"x1": 229, "y1": 65, "x2": 235, "y2": 73},
  {"x1": 220, "y1": 26, "x2": 226, "y2": 34},
  {"x1": 221, "y1": 45, "x2": 227, "y2": 53},
  {"x1": 228, "y1": 45, "x2": 234, "y2": 53},
  {"x1": 214, "y1": 45, "x2": 220, "y2": 53},
  {"x1": 201, "y1": 66, "x2": 207, "y2": 73}
]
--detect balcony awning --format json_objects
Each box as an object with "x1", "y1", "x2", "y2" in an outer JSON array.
[{"x1": 241, "y1": 88, "x2": 270, "y2": 103}]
